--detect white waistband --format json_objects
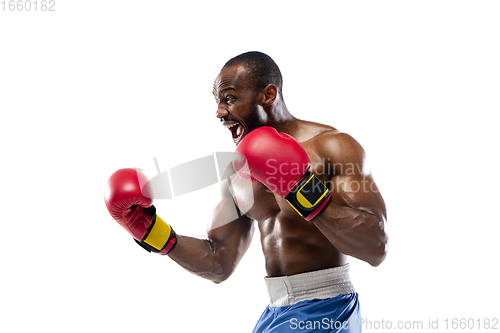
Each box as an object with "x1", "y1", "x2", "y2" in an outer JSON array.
[{"x1": 264, "y1": 264, "x2": 355, "y2": 307}]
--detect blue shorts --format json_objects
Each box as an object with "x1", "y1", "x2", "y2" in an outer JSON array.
[
  {"x1": 252, "y1": 265, "x2": 361, "y2": 332},
  {"x1": 252, "y1": 293, "x2": 361, "y2": 333}
]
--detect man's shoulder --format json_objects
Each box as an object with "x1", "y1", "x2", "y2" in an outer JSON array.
[
  {"x1": 298, "y1": 120, "x2": 355, "y2": 146},
  {"x1": 302, "y1": 124, "x2": 365, "y2": 164},
  {"x1": 314, "y1": 129, "x2": 359, "y2": 146},
  {"x1": 295, "y1": 119, "x2": 337, "y2": 143}
]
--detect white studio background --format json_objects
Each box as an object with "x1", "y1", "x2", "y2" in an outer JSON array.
[{"x1": 1, "y1": 1, "x2": 499, "y2": 332}]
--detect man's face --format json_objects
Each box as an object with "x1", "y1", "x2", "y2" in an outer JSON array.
[{"x1": 213, "y1": 65, "x2": 264, "y2": 146}]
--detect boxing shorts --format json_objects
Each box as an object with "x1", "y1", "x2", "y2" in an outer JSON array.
[{"x1": 252, "y1": 264, "x2": 361, "y2": 332}]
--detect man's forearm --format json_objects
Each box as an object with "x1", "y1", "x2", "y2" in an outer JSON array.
[
  {"x1": 313, "y1": 203, "x2": 388, "y2": 266},
  {"x1": 167, "y1": 235, "x2": 228, "y2": 283}
]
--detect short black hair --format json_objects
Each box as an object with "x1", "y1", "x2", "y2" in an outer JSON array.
[{"x1": 223, "y1": 51, "x2": 283, "y2": 98}]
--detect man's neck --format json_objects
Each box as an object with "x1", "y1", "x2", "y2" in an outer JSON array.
[{"x1": 262, "y1": 99, "x2": 299, "y2": 135}]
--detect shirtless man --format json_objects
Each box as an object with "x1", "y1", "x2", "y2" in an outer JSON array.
[{"x1": 105, "y1": 51, "x2": 388, "y2": 332}]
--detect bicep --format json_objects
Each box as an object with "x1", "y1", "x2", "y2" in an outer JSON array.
[
  {"x1": 208, "y1": 163, "x2": 253, "y2": 236},
  {"x1": 321, "y1": 132, "x2": 387, "y2": 220},
  {"x1": 206, "y1": 177, "x2": 255, "y2": 271},
  {"x1": 207, "y1": 190, "x2": 254, "y2": 243},
  {"x1": 331, "y1": 173, "x2": 386, "y2": 220}
]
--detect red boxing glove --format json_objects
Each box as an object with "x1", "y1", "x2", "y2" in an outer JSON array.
[
  {"x1": 104, "y1": 168, "x2": 177, "y2": 254},
  {"x1": 233, "y1": 127, "x2": 331, "y2": 222}
]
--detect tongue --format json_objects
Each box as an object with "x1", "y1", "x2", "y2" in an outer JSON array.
[{"x1": 236, "y1": 125, "x2": 243, "y2": 137}]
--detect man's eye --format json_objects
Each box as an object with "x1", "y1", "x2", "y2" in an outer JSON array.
[{"x1": 226, "y1": 96, "x2": 235, "y2": 103}]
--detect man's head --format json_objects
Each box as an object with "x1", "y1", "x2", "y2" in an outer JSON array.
[
  {"x1": 213, "y1": 51, "x2": 285, "y2": 145},
  {"x1": 222, "y1": 51, "x2": 283, "y2": 100}
]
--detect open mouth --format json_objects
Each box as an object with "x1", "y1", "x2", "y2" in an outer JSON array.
[{"x1": 223, "y1": 121, "x2": 245, "y2": 144}]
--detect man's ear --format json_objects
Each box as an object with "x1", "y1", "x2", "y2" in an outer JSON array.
[{"x1": 260, "y1": 84, "x2": 278, "y2": 106}]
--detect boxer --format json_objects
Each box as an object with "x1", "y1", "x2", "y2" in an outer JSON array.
[{"x1": 105, "y1": 51, "x2": 387, "y2": 332}]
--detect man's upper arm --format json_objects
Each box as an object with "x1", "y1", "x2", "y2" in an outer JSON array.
[
  {"x1": 205, "y1": 166, "x2": 254, "y2": 279},
  {"x1": 319, "y1": 132, "x2": 387, "y2": 221}
]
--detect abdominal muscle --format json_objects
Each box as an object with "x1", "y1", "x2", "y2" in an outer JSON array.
[
  {"x1": 231, "y1": 173, "x2": 346, "y2": 277},
  {"x1": 257, "y1": 211, "x2": 347, "y2": 277}
]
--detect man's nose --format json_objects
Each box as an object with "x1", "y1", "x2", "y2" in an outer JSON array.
[{"x1": 216, "y1": 104, "x2": 229, "y2": 119}]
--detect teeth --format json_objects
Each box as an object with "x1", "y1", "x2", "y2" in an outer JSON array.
[
  {"x1": 223, "y1": 123, "x2": 237, "y2": 129},
  {"x1": 233, "y1": 132, "x2": 243, "y2": 143},
  {"x1": 223, "y1": 123, "x2": 243, "y2": 142}
]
